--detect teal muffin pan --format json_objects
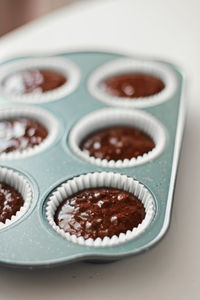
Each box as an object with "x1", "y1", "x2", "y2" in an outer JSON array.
[{"x1": 0, "y1": 51, "x2": 185, "y2": 268}]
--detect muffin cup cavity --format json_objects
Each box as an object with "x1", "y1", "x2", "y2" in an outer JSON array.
[
  {"x1": 0, "y1": 106, "x2": 59, "y2": 160},
  {"x1": 0, "y1": 167, "x2": 32, "y2": 229},
  {"x1": 46, "y1": 172, "x2": 155, "y2": 247},
  {"x1": 88, "y1": 58, "x2": 177, "y2": 108},
  {"x1": 69, "y1": 108, "x2": 166, "y2": 168},
  {"x1": 0, "y1": 57, "x2": 80, "y2": 103}
]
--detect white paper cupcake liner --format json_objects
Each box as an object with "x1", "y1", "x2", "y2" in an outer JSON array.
[
  {"x1": 0, "y1": 106, "x2": 59, "y2": 160},
  {"x1": 88, "y1": 58, "x2": 177, "y2": 108},
  {"x1": 0, "y1": 167, "x2": 32, "y2": 229},
  {"x1": 0, "y1": 57, "x2": 80, "y2": 103},
  {"x1": 69, "y1": 108, "x2": 166, "y2": 168},
  {"x1": 46, "y1": 172, "x2": 155, "y2": 247}
]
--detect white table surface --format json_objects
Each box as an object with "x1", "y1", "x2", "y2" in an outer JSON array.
[{"x1": 0, "y1": 0, "x2": 200, "y2": 299}]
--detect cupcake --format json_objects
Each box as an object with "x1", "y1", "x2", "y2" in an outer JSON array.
[
  {"x1": 0, "y1": 106, "x2": 58, "y2": 160},
  {"x1": 88, "y1": 58, "x2": 177, "y2": 108},
  {"x1": 0, "y1": 117, "x2": 48, "y2": 154},
  {"x1": 69, "y1": 108, "x2": 166, "y2": 168},
  {"x1": 0, "y1": 182, "x2": 24, "y2": 224},
  {"x1": 80, "y1": 125, "x2": 155, "y2": 161},
  {"x1": 0, "y1": 167, "x2": 32, "y2": 229},
  {"x1": 100, "y1": 73, "x2": 165, "y2": 98},
  {"x1": 54, "y1": 187, "x2": 146, "y2": 240},
  {"x1": 0, "y1": 57, "x2": 80, "y2": 103},
  {"x1": 2, "y1": 68, "x2": 67, "y2": 95},
  {"x1": 46, "y1": 172, "x2": 155, "y2": 247}
]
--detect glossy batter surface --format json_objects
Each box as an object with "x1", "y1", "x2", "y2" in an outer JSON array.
[
  {"x1": 0, "y1": 118, "x2": 48, "y2": 153},
  {"x1": 80, "y1": 126, "x2": 155, "y2": 161},
  {"x1": 0, "y1": 182, "x2": 24, "y2": 223},
  {"x1": 3, "y1": 69, "x2": 67, "y2": 94},
  {"x1": 55, "y1": 187, "x2": 146, "y2": 240},
  {"x1": 101, "y1": 73, "x2": 164, "y2": 98}
]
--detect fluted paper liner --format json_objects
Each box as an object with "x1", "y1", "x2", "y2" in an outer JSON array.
[
  {"x1": 69, "y1": 108, "x2": 166, "y2": 168},
  {"x1": 46, "y1": 172, "x2": 155, "y2": 247},
  {"x1": 88, "y1": 58, "x2": 177, "y2": 108},
  {"x1": 0, "y1": 57, "x2": 80, "y2": 103},
  {"x1": 0, "y1": 167, "x2": 32, "y2": 229},
  {"x1": 0, "y1": 106, "x2": 59, "y2": 160}
]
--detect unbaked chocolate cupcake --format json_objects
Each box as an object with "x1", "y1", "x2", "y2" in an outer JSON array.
[
  {"x1": 0, "y1": 58, "x2": 80, "y2": 103},
  {"x1": 80, "y1": 125, "x2": 155, "y2": 162},
  {"x1": 100, "y1": 73, "x2": 165, "y2": 98},
  {"x1": 46, "y1": 172, "x2": 155, "y2": 246},
  {"x1": 0, "y1": 167, "x2": 32, "y2": 229},
  {"x1": 0, "y1": 182, "x2": 24, "y2": 224},
  {"x1": 0, "y1": 106, "x2": 58, "y2": 160},
  {"x1": 2, "y1": 68, "x2": 67, "y2": 95},
  {"x1": 0, "y1": 118, "x2": 48, "y2": 154},
  {"x1": 69, "y1": 108, "x2": 166, "y2": 168},
  {"x1": 88, "y1": 58, "x2": 177, "y2": 108},
  {"x1": 54, "y1": 187, "x2": 146, "y2": 240}
]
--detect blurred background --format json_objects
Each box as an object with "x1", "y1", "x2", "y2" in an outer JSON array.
[{"x1": 0, "y1": 0, "x2": 81, "y2": 36}]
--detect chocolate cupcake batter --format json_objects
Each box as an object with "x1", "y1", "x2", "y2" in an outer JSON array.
[
  {"x1": 101, "y1": 73, "x2": 164, "y2": 98},
  {"x1": 0, "y1": 182, "x2": 24, "y2": 223},
  {"x1": 0, "y1": 118, "x2": 48, "y2": 154},
  {"x1": 3, "y1": 69, "x2": 67, "y2": 94},
  {"x1": 55, "y1": 187, "x2": 145, "y2": 240},
  {"x1": 80, "y1": 126, "x2": 155, "y2": 161}
]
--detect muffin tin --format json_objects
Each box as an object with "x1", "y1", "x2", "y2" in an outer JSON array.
[{"x1": 0, "y1": 51, "x2": 185, "y2": 268}]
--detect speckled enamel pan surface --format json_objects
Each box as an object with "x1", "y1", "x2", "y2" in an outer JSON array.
[{"x1": 0, "y1": 51, "x2": 185, "y2": 268}]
